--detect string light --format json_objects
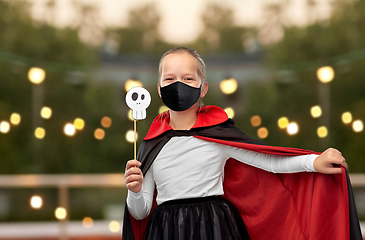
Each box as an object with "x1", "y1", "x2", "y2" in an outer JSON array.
[
  {"x1": 219, "y1": 78, "x2": 238, "y2": 95},
  {"x1": 0, "y1": 121, "x2": 10, "y2": 133},
  {"x1": 30, "y1": 195, "x2": 43, "y2": 209},
  {"x1": 250, "y1": 115, "x2": 261, "y2": 127},
  {"x1": 287, "y1": 122, "x2": 299, "y2": 135},
  {"x1": 94, "y1": 128, "x2": 105, "y2": 140},
  {"x1": 126, "y1": 130, "x2": 137, "y2": 143},
  {"x1": 40, "y1": 107, "x2": 52, "y2": 119},
  {"x1": 317, "y1": 66, "x2": 334, "y2": 83},
  {"x1": 55, "y1": 207, "x2": 67, "y2": 220},
  {"x1": 82, "y1": 217, "x2": 93, "y2": 228},
  {"x1": 125, "y1": 79, "x2": 143, "y2": 92},
  {"x1": 64, "y1": 123, "x2": 76, "y2": 136},
  {"x1": 10, "y1": 113, "x2": 21, "y2": 125},
  {"x1": 101, "y1": 117, "x2": 112, "y2": 128},
  {"x1": 109, "y1": 221, "x2": 120, "y2": 233},
  {"x1": 277, "y1": 117, "x2": 289, "y2": 129},
  {"x1": 352, "y1": 120, "x2": 363, "y2": 132},
  {"x1": 28, "y1": 67, "x2": 46, "y2": 84},
  {"x1": 342, "y1": 112, "x2": 352, "y2": 124},
  {"x1": 224, "y1": 107, "x2": 235, "y2": 119},
  {"x1": 35, "y1": 127, "x2": 46, "y2": 139},
  {"x1": 74, "y1": 118, "x2": 85, "y2": 130},
  {"x1": 257, "y1": 127, "x2": 268, "y2": 139},
  {"x1": 310, "y1": 105, "x2": 322, "y2": 118},
  {"x1": 317, "y1": 126, "x2": 328, "y2": 138}
]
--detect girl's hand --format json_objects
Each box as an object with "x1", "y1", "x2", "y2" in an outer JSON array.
[
  {"x1": 313, "y1": 148, "x2": 348, "y2": 174},
  {"x1": 124, "y1": 160, "x2": 143, "y2": 193}
]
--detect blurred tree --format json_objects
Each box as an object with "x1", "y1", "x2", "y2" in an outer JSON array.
[{"x1": 263, "y1": 0, "x2": 365, "y2": 172}]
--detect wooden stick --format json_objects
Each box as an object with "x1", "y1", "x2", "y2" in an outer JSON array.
[{"x1": 134, "y1": 119, "x2": 137, "y2": 161}]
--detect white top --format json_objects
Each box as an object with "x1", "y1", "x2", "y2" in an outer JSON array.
[{"x1": 127, "y1": 136, "x2": 318, "y2": 220}]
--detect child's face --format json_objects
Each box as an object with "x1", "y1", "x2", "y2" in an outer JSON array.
[{"x1": 159, "y1": 52, "x2": 202, "y2": 88}]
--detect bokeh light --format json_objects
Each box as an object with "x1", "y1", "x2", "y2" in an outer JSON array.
[
  {"x1": 126, "y1": 130, "x2": 138, "y2": 143},
  {"x1": 317, "y1": 66, "x2": 334, "y2": 83},
  {"x1": 64, "y1": 123, "x2": 76, "y2": 136},
  {"x1": 310, "y1": 105, "x2": 322, "y2": 118},
  {"x1": 101, "y1": 117, "x2": 112, "y2": 128},
  {"x1": 10, "y1": 113, "x2": 21, "y2": 125},
  {"x1": 219, "y1": 78, "x2": 238, "y2": 95},
  {"x1": 317, "y1": 126, "x2": 328, "y2": 138},
  {"x1": 0, "y1": 121, "x2": 10, "y2": 133},
  {"x1": 74, "y1": 118, "x2": 85, "y2": 130},
  {"x1": 277, "y1": 117, "x2": 289, "y2": 129},
  {"x1": 342, "y1": 112, "x2": 352, "y2": 124},
  {"x1": 125, "y1": 79, "x2": 143, "y2": 92},
  {"x1": 257, "y1": 127, "x2": 268, "y2": 139},
  {"x1": 287, "y1": 122, "x2": 299, "y2": 135},
  {"x1": 94, "y1": 128, "x2": 105, "y2": 140},
  {"x1": 41, "y1": 107, "x2": 52, "y2": 119},
  {"x1": 28, "y1": 67, "x2": 46, "y2": 84},
  {"x1": 109, "y1": 221, "x2": 120, "y2": 233},
  {"x1": 158, "y1": 105, "x2": 169, "y2": 114},
  {"x1": 35, "y1": 127, "x2": 46, "y2": 139},
  {"x1": 55, "y1": 207, "x2": 67, "y2": 220},
  {"x1": 30, "y1": 195, "x2": 43, "y2": 209},
  {"x1": 352, "y1": 120, "x2": 363, "y2": 133},
  {"x1": 224, "y1": 107, "x2": 235, "y2": 119},
  {"x1": 82, "y1": 217, "x2": 93, "y2": 228},
  {"x1": 250, "y1": 115, "x2": 261, "y2": 127}
]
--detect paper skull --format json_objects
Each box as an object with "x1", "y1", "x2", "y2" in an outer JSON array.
[{"x1": 125, "y1": 87, "x2": 151, "y2": 120}]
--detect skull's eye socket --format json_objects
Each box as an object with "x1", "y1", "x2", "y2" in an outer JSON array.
[
  {"x1": 141, "y1": 94, "x2": 145, "y2": 100},
  {"x1": 132, "y1": 92, "x2": 138, "y2": 101}
]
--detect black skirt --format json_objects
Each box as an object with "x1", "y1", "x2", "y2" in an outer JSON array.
[{"x1": 143, "y1": 196, "x2": 250, "y2": 240}]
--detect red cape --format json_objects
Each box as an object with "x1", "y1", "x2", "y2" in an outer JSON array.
[{"x1": 123, "y1": 105, "x2": 361, "y2": 240}]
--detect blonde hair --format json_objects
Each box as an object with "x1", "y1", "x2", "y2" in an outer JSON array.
[{"x1": 158, "y1": 47, "x2": 207, "y2": 109}]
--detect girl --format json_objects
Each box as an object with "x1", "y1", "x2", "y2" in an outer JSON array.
[{"x1": 123, "y1": 47, "x2": 355, "y2": 240}]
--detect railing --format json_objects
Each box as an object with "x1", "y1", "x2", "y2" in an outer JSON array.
[{"x1": 0, "y1": 173, "x2": 364, "y2": 240}]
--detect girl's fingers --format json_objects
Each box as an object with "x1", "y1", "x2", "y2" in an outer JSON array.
[
  {"x1": 126, "y1": 174, "x2": 143, "y2": 184},
  {"x1": 126, "y1": 160, "x2": 141, "y2": 170}
]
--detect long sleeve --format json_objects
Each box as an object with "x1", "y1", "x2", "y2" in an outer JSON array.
[
  {"x1": 126, "y1": 168, "x2": 155, "y2": 220},
  {"x1": 221, "y1": 144, "x2": 318, "y2": 173}
]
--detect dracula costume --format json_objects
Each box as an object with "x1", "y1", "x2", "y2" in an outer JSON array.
[{"x1": 122, "y1": 105, "x2": 362, "y2": 240}]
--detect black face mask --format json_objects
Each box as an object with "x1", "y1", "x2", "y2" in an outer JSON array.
[{"x1": 160, "y1": 81, "x2": 202, "y2": 112}]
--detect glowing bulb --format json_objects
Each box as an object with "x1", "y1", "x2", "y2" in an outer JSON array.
[
  {"x1": 126, "y1": 130, "x2": 138, "y2": 143},
  {"x1": 287, "y1": 122, "x2": 299, "y2": 135},
  {"x1": 0, "y1": 121, "x2": 10, "y2": 133},
  {"x1": 310, "y1": 105, "x2": 322, "y2": 118},
  {"x1": 342, "y1": 112, "x2": 352, "y2": 124},
  {"x1": 30, "y1": 195, "x2": 43, "y2": 209},
  {"x1": 82, "y1": 217, "x2": 93, "y2": 228},
  {"x1": 10, "y1": 113, "x2": 21, "y2": 125},
  {"x1": 317, "y1": 66, "x2": 334, "y2": 83},
  {"x1": 278, "y1": 117, "x2": 289, "y2": 129},
  {"x1": 257, "y1": 127, "x2": 268, "y2": 139},
  {"x1": 158, "y1": 105, "x2": 169, "y2": 114},
  {"x1": 64, "y1": 123, "x2": 76, "y2": 136},
  {"x1": 317, "y1": 126, "x2": 328, "y2": 138},
  {"x1": 94, "y1": 128, "x2": 105, "y2": 140},
  {"x1": 40, "y1": 107, "x2": 52, "y2": 119},
  {"x1": 352, "y1": 120, "x2": 363, "y2": 132},
  {"x1": 28, "y1": 67, "x2": 46, "y2": 84},
  {"x1": 109, "y1": 221, "x2": 120, "y2": 233},
  {"x1": 224, "y1": 107, "x2": 235, "y2": 119},
  {"x1": 74, "y1": 118, "x2": 85, "y2": 130},
  {"x1": 219, "y1": 78, "x2": 238, "y2": 95},
  {"x1": 125, "y1": 79, "x2": 143, "y2": 92},
  {"x1": 55, "y1": 207, "x2": 67, "y2": 220},
  {"x1": 250, "y1": 115, "x2": 261, "y2": 127},
  {"x1": 35, "y1": 127, "x2": 45, "y2": 139},
  {"x1": 101, "y1": 117, "x2": 112, "y2": 128}
]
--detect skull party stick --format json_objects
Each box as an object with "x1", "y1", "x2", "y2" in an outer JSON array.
[{"x1": 125, "y1": 87, "x2": 151, "y2": 160}]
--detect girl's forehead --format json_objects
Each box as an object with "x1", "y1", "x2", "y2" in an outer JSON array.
[{"x1": 161, "y1": 53, "x2": 197, "y2": 71}]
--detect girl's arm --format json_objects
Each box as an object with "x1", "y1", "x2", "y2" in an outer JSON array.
[
  {"x1": 124, "y1": 160, "x2": 155, "y2": 220},
  {"x1": 222, "y1": 144, "x2": 318, "y2": 173}
]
